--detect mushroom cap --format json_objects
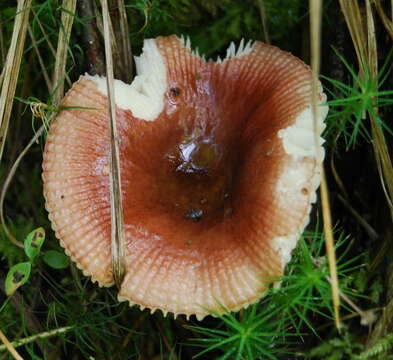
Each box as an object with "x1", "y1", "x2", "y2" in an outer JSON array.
[{"x1": 42, "y1": 35, "x2": 328, "y2": 320}]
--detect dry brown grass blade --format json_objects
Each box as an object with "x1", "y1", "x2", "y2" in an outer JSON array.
[
  {"x1": 0, "y1": 330, "x2": 23, "y2": 360},
  {"x1": 367, "y1": 1, "x2": 393, "y2": 220},
  {"x1": 336, "y1": 193, "x2": 378, "y2": 241},
  {"x1": 31, "y1": 8, "x2": 72, "y2": 88},
  {"x1": 95, "y1": 1, "x2": 132, "y2": 82},
  {"x1": 309, "y1": 0, "x2": 341, "y2": 330},
  {"x1": 115, "y1": 0, "x2": 133, "y2": 81},
  {"x1": 0, "y1": 0, "x2": 32, "y2": 164},
  {"x1": 339, "y1": 0, "x2": 367, "y2": 73},
  {"x1": 373, "y1": 0, "x2": 393, "y2": 39},
  {"x1": 366, "y1": 1, "x2": 377, "y2": 74},
  {"x1": 93, "y1": 4, "x2": 121, "y2": 76},
  {"x1": 0, "y1": 70, "x2": 4, "y2": 101},
  {"x1": 0, "y1": 12, "x2": 5, "y2": 66},
  {"x1": 27, "y1": 25, "x2": 52, "y2": 91},
  {"x1": 257, "y1": 0, "x2": 270, "y2": 44},
  {"x1": 340, "y1": 0, "x2": 393, "y2": 219},
  {"x1": 52, "y1": 0, "x2": 76, "y2": 104},
  {"x1": 32, "y1": 8, "x2": 56, "y2": 56},
  {"x1": 101, "y1": 0, "x2": 126, "y2": 288},
  {"x1": 330, "y1": 143, "x2": 349, "y2": 200},
  {"x1": 1, "y1": 0, "x2": 76, "y2": 248}
]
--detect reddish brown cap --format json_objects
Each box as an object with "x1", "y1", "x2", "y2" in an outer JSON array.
[{"x1": 42, "y1": 35, "x2": 328, "y2": 319}]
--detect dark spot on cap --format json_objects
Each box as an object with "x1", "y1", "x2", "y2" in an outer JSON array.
[
  {"x1": 301, "y1": 188, "x2": 309, "y2": 195},
  {"x1": 185, "y1": 208, "x2": 203, "y2": 222},
  {"x1": 170, "y1": 87, "x2": 181, "y2": 97},
  {"x1": 61, "y1": 195, "x2": 65, "y2": 199}
]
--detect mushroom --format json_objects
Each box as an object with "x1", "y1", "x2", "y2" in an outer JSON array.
[{"x1": 42, "y1": 35, "x2": 328, "y2": 320}]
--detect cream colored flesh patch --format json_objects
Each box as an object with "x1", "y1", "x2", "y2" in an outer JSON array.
[
  {"x1": 86, "y1": 38, "x2": 167, "y2": 121},
  {"x1": 272, "y1": 94, "x2": 328, "y2": 266},
  {"x1": 277, "y1": 98, "x2": 328, "y2": 160}
]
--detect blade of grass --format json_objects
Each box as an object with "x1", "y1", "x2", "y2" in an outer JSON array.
[
  {"x1": 339, "y1": 0, "x2": 367, "y2": 74},
  {"x1": 31, "y1": 7, "x2": 71, "y2": 87},
  {"x1": 309, "y1": 0, "x2": 341, "y2": 330},
  {"x1": 0, "y1": 126, "x2": 45, "y2": 248},
  {"x1": 0, "y1": 0, "x2": 32, "y2": 164},
  {"x1": 1, "y1": 0, "x2": 76, "y2": 248},
  {"x1": 27, "y1": 25, "x2": 52, "y2": 90},
  {"x1": 373, "y1": 0, "x2": 393, "y2": 40},
  {"x1": 339, "y1": 0, "x2": 393, "y2": 220},
  {"x1": 52, "y1": 0, "x2": 76, "y2": 104},
  {"x1": 101, "y1": 0, "x2": 126, "y2": 288},
  {"x1": 336, "y1": 193, "x2": 378, "y2": 241}
]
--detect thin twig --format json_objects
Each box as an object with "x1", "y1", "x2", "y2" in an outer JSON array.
[
  {"x1": 154, "y1": 319, "x2": 178, "y2": 360},
  {"x1": 0, "y1": 330, "x2": 23, "y2": 360},
  {"x1": 0, "y1": 327, "x2": 73, "y2": 353},
  {"x1": 101, "y1": 0, "x2": 126, "y2": 288},
  {"x1": 310, "y1": 257, "x2": 376, "y2": 327},
  {"x1": 326, "y1": 275, "x2": 376, "y2": 326},
  {"x1": 77, "y1": 0, "x2": 106, "y2": 76},
  {"x1": 309, "y1": 0, "x2": 342, "y2": 330},
  {"x1": 329, "y1": 139, "x2": 349, "y2": 199},
  {"x1": 336, "y1": 193, "x2": 379, "y2": 241},
  {"x1": 115, "y1": 0, "x2": 133, "y2": 81}
]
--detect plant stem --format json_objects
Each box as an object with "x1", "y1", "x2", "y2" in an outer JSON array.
[
  {"x1": 0, "y1": 326, "x2": 74, "y2": 353},
  {"x1": 309, "y1": 0, "x2": 341, "y2": 331},
  {"x1": 257, "y1": 0, "x2": 270, "y2": 44},
  {"x1": 101, "y1": 0, "x2": 126, "y2": 288},
  {"x1": 0, "y1": 330, "x2": 23, "y2": 360}
]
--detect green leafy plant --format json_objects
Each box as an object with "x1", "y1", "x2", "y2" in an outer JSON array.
[
  {"x1": 4, "y1": 227, "x2": 69, "y2": 296},
  {"x1": 1, "y1": 1, "x2": 392, "y2": 359},
  {"x1": 322, "y1": 50, "x2": 393, "y2": 149},
  {"x1": 43, "y1": 250, "x2": 69, "y2": 269},
  {"x1": 187, "y1": 302, "x2": 294, "y2": 360},
  {"x1": 5, "y1": 227, "x2": 45, "y2": 296},
  {"x1": 271, "y1": 228, "x2": 366, "y2": 336}
]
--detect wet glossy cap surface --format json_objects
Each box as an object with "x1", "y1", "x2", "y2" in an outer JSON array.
[{"x1": 42, "y1": 35, "x2": 328, "y2": 319}]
